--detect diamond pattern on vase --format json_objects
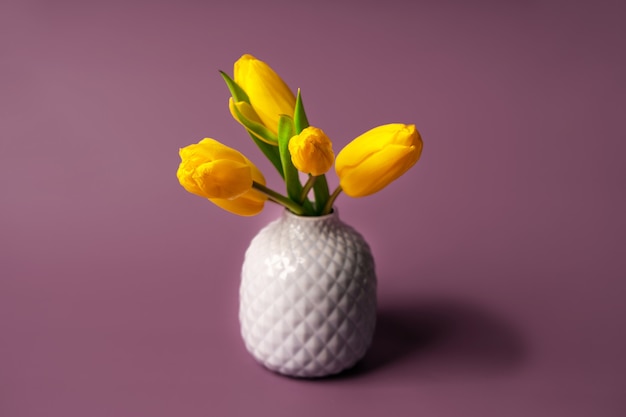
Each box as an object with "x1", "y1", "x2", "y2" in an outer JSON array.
[{"x1": 240, "y1": 210, "x2": 377, "y2": 378}]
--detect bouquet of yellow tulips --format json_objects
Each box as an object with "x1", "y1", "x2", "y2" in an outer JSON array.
[{"x1": 177, "y1": 54, "x2": 423, "y2": 216}]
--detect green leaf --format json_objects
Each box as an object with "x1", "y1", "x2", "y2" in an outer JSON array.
[
  {"x1": 277, "y1": 115, "x2": 302, "y2": 203},
  {"x1": 293, "y1": 88, "x2": 310, "y2": 134},
  {"x1": 219, "y1": 71, "x2": 250, "y2": 103},
  {"x1": 250, "y1": 131, "x2": 284, "y2": 179}
]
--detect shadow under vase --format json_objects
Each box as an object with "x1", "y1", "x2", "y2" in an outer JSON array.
[{"x1": 332, "y1": 296, "x2": 527, "y2": 380}]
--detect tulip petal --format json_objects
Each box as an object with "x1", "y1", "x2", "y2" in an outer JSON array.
[
  {"x1": 184, "y1": 138, "x2": 248, "y2": 165},
  {"x1": 335, "y1": 124, "x2": 418, "y2": 173},
  {"x1": 234, "y1": 54, "x2": 296, "y2": 135},
  {"x1": 192, "y1": 159, "x2": 252, "y2": 199},
  {"x1": 229, "y1": 98, "x2": 278, "y2": 144},
  {"x1": 209, "y1": 188, "x2": 266, "y2": 216},
  {"x1": 176, "y1": 159, "x2": 206, "y2": 197},
  {"x1": 339, "y1": 144, "x2": 419, "y2": 197},
  {"x1": 207, "y1": 153, "x2": 268, "y2": 216}
]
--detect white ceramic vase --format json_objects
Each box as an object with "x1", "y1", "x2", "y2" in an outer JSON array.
[{"x1": 239, "y1": 209, "x2": 377, "y2": 378}]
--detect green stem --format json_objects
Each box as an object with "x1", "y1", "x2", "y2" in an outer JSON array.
[
  {"x1": 253, "y1": 182, "x2": 305, "y2": 215},
  {"x1": 299, "y1": 175, "x2": 317, "y2": 204},
  {"x1": 312, "y1": 174, "x2": 330, "y2": 214},
  {"x1": 322, "y1": 185, "x2": 343, "y2": 215}
]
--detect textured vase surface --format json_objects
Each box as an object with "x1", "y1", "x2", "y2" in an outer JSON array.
[{"x1": 240, "y1": 210, "x2": 377, "y2": 378}]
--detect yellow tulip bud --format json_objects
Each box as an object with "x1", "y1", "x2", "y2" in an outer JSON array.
[
  {"x1": 288, "y1": 126, "x2": 335, "y2": 176},
  {"x1": 335, "y1": 124, "x2": 423, "y2": 197},
  {"x1": 234, "y1": 54, "x2": 296, "y2": 135},
  {"x1": 177, "y1": 139, "x2": 267, "y2": 214}
]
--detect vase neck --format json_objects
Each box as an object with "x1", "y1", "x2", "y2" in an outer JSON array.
[{"x1": 281, "y1": 208, "x2": 339, "y2": 225}]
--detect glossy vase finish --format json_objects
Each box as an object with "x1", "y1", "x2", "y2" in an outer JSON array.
[{"x1": 239, "y1": 210, "x2": 377, "y2": 378}]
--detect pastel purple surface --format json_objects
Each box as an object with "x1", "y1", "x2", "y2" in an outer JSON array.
[{"x1": 1, "y1": 0, "x2": 625, "y2": 416}]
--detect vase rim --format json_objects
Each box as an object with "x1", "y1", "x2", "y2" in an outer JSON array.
[{"x1": 282, "y1": 208, "x2": 338, "y2": 221}]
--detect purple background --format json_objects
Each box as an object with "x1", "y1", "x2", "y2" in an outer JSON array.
[{"x1": 2, "y1": 0, "x2": 625, "y2": 416}]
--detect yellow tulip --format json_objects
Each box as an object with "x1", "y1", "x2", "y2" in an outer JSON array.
[
  {"x1": 177, "y1": 138, "x2": 267, "y2": 215},
  {"x1": 234, "y1": 54, "x2": 296, "y2": 135},
  {"x1": 288, "y1": 126, "x2": 335, "y2": 176},
  {"x1": 335, "y1": 124, "x2": 423, "y2": 197}
]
